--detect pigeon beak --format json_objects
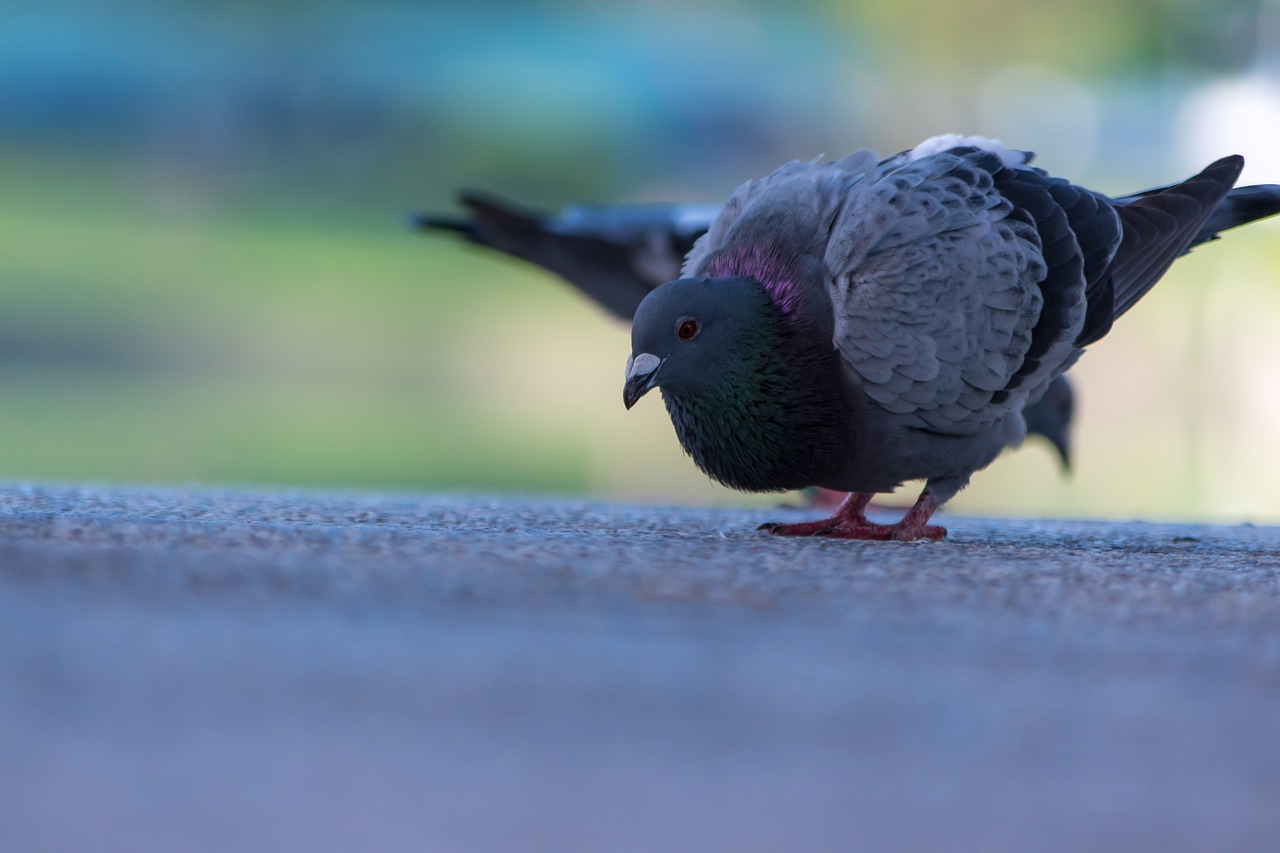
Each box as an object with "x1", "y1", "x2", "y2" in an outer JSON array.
[{"x1": 623, "y1": 353, "x2": 663, "y2": 410}]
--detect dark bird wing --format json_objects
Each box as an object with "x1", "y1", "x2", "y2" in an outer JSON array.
[
  {"x1": 413, "y1": 193, "x2": 716, "y2": 321},
  {"x1": 1074, "y1": 156, "x2": 1243, "y2": 346},
  {"x1": 1116, "y1": 182, "x2": 1280, "y2": 251},
  {"x1": 828, "y1": 147, "x2": 1245, "y2": 434}
]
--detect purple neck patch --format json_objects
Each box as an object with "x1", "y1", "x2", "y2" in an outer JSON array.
[{"x1": 704, "y1": 242, "x2": 807, "y2": 319}]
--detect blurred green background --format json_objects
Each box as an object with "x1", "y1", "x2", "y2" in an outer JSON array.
[{"x1": 3, "y1": 0, "x2": 1279, "y2": 521}]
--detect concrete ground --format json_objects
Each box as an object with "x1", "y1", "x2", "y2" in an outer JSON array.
[{"x1": 1, "y1": 482, "x2": 1278, "y2": 852}]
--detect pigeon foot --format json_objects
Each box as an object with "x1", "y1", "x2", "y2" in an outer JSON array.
[
  {"x1": 760, "y1": 489, "x2": 948, "y2": 541},
  {"x1": 886, "y1": 522, "x2": 947, "y2": 542},
  {"x1": 758, "y1": 491, "x2": 880, "y2": 538},
  {"x1": 758, "y1": 517, "x2": 889, "y2": 537},
  {"x1": 760, "y1": 518, "x2": 946, "y2": 541}
]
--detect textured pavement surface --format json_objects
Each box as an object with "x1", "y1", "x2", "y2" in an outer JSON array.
[{"x1": 1, "y1": 483, "x2": 1278, "y2": 852}]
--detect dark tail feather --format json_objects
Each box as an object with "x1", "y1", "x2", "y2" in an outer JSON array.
[{"x1": 1192, "y1": 184, "x2": 1280, "y2": 247}]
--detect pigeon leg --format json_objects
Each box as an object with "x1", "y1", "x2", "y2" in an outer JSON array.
[
  {"x1": 881, "y1": 489, "x2": 947, "y2": 541},
  {"x1": 759, "y1": 492, "x2": 888, "y2": 537},
  {"x1": 761, "y1": 489, "x2": 948, "y2": 541}
]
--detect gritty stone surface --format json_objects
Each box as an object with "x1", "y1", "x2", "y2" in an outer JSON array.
[{"x1": 1, "y1": 482, "x2": 1278, "y2": 852}]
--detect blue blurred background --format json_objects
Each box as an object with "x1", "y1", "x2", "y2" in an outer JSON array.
[{"x1": 3, "y1": 0, "x2": 1279, "y2": 521}]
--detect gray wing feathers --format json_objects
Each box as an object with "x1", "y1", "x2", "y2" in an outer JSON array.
[{"x1": 827, "y1": 156, "x2": 1046, "y2": 433}]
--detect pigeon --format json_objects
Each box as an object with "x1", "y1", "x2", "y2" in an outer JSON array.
[
  {"x1": 622, "y1": 135, "x2": 1280, "y2": 540},
  {"x1": 416, "y1": 190, "x2": 1077, "y2": 469}
]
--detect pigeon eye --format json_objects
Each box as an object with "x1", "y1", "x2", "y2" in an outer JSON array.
[{"x1": 676, "y1": 318, "x2": 699, "y2": 340}]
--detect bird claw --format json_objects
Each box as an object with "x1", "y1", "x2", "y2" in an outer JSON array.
[
  {"x1": 761, "y1": 490, "x2": 946, "y2": 541},
  {"x1": 758, "y1": 520, "x2": 837, "y2": 537},
  {"x1": 760, "y1": 518, "x2": 882, "y2": 538}
]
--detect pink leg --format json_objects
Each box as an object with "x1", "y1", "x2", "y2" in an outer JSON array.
[
  {"x1": 761, "y1": 490, "x2": 947, "y2": 542},
  {"x1": 884, "y1": 490, "x2": 947, "y2": 541},
  {"x1": 759, "y1": 492, "x2": 888, "y2": 537}
]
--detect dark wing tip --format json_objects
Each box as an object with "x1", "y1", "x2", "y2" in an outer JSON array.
[
  {"x1": 408, "y1": 191, "x2": 547, "y2": 244},
  {"x1": 1206, "y1": 154, "x2": 1245, "y2": 182},
  {"x1": 1208, "y1": 151, "x2": 1239, "y2": 171},
  {"x1": 406, "y1": 211, "x2": 469, "y2": 233}
]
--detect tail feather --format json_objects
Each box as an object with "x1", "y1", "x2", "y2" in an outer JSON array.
[{"x1": 1193, "y1": 183, "x2": 1280, "y2": 247}]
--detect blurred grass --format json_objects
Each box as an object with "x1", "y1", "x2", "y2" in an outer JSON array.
[{"x1": 0, "y1": 152, "x2": 604, "y2": 491}]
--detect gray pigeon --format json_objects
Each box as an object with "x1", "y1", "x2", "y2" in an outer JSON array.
[
  {"x1": 622, "y1": 135, "x2": 1280, "y2": 540},
  {"x1": 416, "y1": 190, "x2": 1078, "y2": 469}
]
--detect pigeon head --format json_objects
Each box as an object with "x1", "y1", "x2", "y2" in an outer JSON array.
[
  {"x1": 1022, "y1": 374, "x2": 1075, "y2": 471},
  {"x1": 623, "y1": 275, "x2": 848, "y2": 492},
  {"x1": 622, "y1": 276, "x2": 772, "y2": 410}
]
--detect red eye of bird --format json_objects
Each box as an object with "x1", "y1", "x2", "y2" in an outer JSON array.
[{"x1": 677, "y1": 318, "x2": 699, "y2": 340}]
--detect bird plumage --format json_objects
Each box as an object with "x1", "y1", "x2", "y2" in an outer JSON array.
[
  {"x1": 414, "y1": 184, "x2": 1084, "y2": 470},
  {"x1": 624, "y1": 136, "x2": 1280, "y2": 540}
]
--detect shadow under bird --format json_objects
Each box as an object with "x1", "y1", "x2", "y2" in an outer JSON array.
[
  {"x1": 416, "y1": 184, "x2": 1074, "y2": 470},
  {"x1": 614, "y1": 135, "x2": 1280, "y2": 540}
]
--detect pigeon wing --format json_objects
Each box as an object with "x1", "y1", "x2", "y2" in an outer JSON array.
[
  {"x1": 1075, "y1": 156, "x2": 1243, "y2": 345},
  {"x1": 825, "y1": 152, "x2": 1051, "y2": 434}
]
